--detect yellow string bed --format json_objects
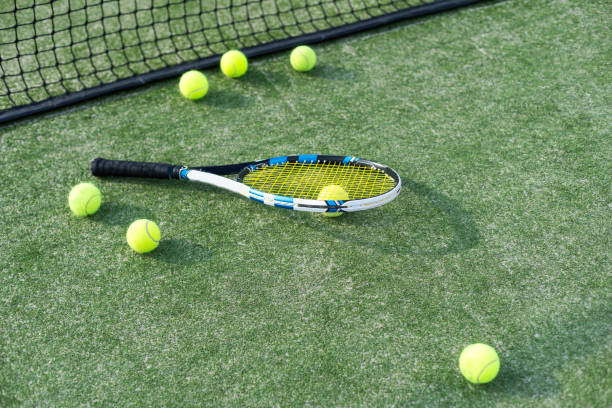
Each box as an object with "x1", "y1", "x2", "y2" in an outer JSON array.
[{"x1": 242, "y1": 161, "x2": 395, "y2": 200}]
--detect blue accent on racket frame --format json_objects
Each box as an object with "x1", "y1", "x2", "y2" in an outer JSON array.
[
  {"x1": 249, "y1": 189, "x2": 264, "y2": 197},
  {"x1": 342, "y1": 156, "x2": 359, "y2": 164},
  {"x1": 298, "y1": 154, "x2": 318, "y2": 163},
  {"x1": 274, "y1": 203, "x2": 294, "y2": 209},
  {"x1": 179, "y1": 169, "x2": 190, "y2": 179},
  {"x1": 250, "y1": 196, "x2": 264, "y2": 203},
  {"x1": 274, "y1": 195, "x2": 293, "y2": 203},
  {"x1": 325, "y1": 199, "x2": 345, "y2": 213},
  {"x1": 270, "y1": 156, "x2": 288, "y2": 166}
]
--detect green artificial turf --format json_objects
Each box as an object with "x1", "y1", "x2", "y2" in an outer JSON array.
[{"x1": 1, "y1": 0, "x2": 610, "y2": 406}]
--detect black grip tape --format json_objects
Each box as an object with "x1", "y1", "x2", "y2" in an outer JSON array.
[{"x1": 91, "y1": 158, "x2": 182, "y2": 179}]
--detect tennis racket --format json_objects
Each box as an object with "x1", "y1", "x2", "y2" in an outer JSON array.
[{"x1": 91, "y1": 154, "x2": 401, "y2": 213}]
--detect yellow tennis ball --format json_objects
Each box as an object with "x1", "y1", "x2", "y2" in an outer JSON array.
[
  {"x1": 220, "y1": 50, "x2": 248, "y2": 78},
  {"x1": 459, "y1": 343, "x2": 500, "y2": 384},
  {"x1": 290, "y1": 45, "x2": 317, "y2": 72},
  {"x1": 68, "y1": 182, "x2": 101, "y2": 217},
  {"x1": 317, "y1": 184, "x2": 349, "y2": 217},
  {"x1": 126, "y1": 219, "x2": 161, "y2": 253},
  {"x1": 179, "y1": 70, "x2": 208, "y2": 100}
]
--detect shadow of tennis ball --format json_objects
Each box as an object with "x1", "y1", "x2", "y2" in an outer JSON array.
[
  {"x1": 152, "y1": 239, "x2": 213, "y2": 265},
  {"x1": 202, "y1": 89, "x2": 253, "y2": 109},
  {"x1": 245, "y1": 69, "x2": 291, "y2": 89},
  {"x1": 308, "y1": 65, "x2": 361, "y2": 81},
  {"x1": 91, "y1": 203, "x2": 155, "y2": 227}
]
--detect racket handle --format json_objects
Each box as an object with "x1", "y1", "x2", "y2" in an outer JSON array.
[{"x1": 91, "y1": 158, "x2": 183, "y2": 179}]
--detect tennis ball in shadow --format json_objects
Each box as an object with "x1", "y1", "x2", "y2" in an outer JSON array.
[{"x1": 317, "y1": 184, "x2": 349, "y2": 217}]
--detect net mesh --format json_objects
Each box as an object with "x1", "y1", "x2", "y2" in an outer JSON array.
[
  {"x1": 242, "y1": 161, "x2": 396, "y2": 199},
  {"x1": 0, "y1": 0, "x2": 475, "y2": 119}
]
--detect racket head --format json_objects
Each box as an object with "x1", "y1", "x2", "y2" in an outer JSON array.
[{"x1": 235, "y1": 155, "x2": 401, "y2": 213}]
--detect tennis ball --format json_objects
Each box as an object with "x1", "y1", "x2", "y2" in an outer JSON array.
[
  {"x1": 126, "y1": 219, "x2": 161, "y2": 253},
  {"x1": 220, "y1": 50, "x2": 248, "y2": 78},
  {"x1": 459, "y1": 343, "x2": 500, "y2": 384},
  {"x1": 68, "y1": 182, "x2": 101, "y2": 216},
  {"x1": 179, "y1": 70, "x2": 208, "y2": 100},
  {"x1": 290, "y1": 45, "x2": 317, "y2": 72},
  {"x1": 317, "y1": 184, "x2": 349, "y2": 217}
]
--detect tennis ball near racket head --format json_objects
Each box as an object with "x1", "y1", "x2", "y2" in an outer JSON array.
[
  {"x1": 126, "y1": 219, "x2": 161, "y2": 253},
  {"x1": 317, "y1": 184, "x2": 349, "y2": 217},
  {"x1": 459, "y1": 343, "x2": 500, "y2": 384},
  {"x1": 290, "y1": 45, "x2": 317, "y2": 72},
  {"x1": 68, "y1": 182, "x2": 101, "y2": 217},
  {"x1": 179, "y1": 70, "x2": 208, "y2": 100},
  {"x1": 220, "y1": 50, "x2": 248, "y2": 78}
]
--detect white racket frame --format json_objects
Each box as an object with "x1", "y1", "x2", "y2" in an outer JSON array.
[{"x1": 185, "y1": 168, "x2": 401, "y2": 213}]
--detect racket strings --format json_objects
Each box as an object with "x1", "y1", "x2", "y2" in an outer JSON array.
[{"x1": 242, "y1": 162, "x2": 395, "y2": 199}]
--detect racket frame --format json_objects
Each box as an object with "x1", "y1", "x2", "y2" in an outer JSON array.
[{"x1": 181, "y1": 154, "x2": 401, "y2": 213}]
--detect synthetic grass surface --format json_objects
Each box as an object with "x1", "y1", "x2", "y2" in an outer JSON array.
[{"x1": 1, "y1": 0, "x2": 610, "y2": 406}]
